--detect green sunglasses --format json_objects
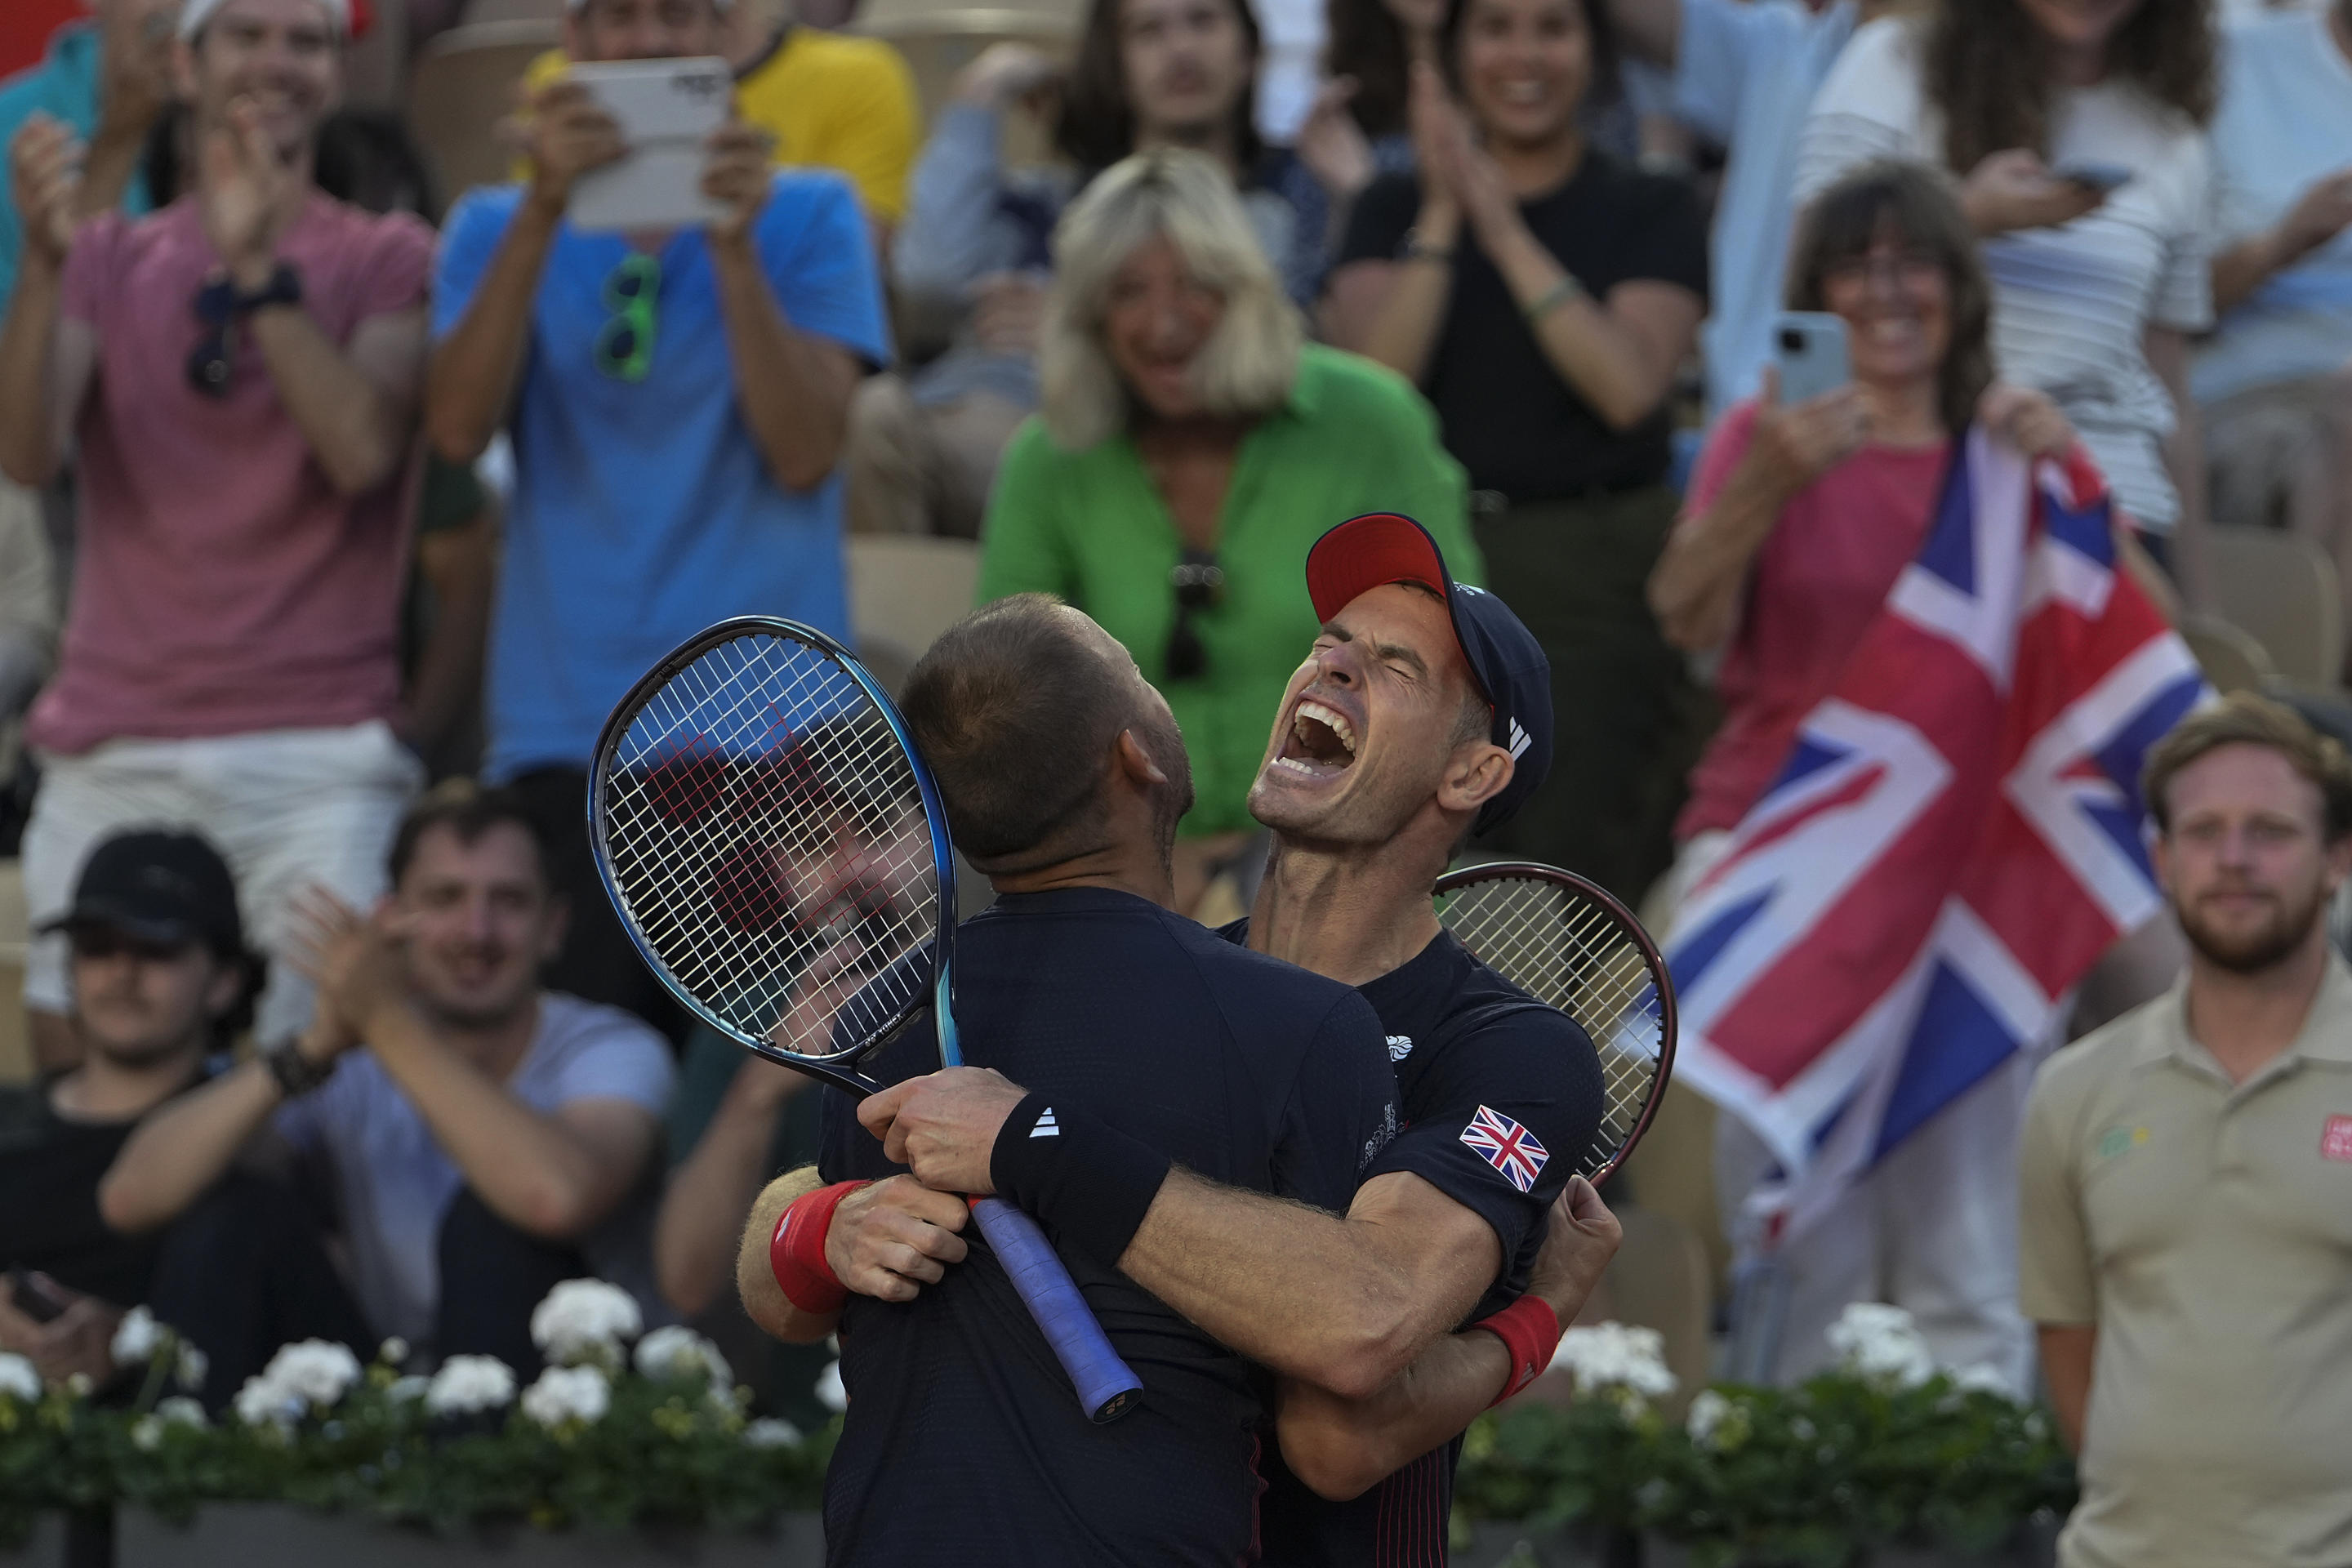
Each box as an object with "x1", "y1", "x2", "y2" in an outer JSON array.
[{"x1": 595, "y1": 254, "x2": 660, "y2": 382}]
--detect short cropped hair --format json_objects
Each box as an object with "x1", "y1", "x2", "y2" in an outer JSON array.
[
  {"x1": 388, "y1": 779, "x2": 556, "y2": 890},
  {"x1": 2143, "y1": 693, "x2": 2352, "y2": 842},
  {"x1": 1039, "y1": 149, "x2": 1303, "y2": 452},
  {"x1": 901, "y1": 596, "x2": 1136, "y2": 864}
]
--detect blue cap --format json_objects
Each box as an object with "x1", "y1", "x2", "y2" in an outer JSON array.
[{"x1": 1304, "y1": 514, "x2": 1553, "y2": 835}]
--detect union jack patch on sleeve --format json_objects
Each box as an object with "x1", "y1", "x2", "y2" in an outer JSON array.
[{"x1": 1459, "y1": 1104, "x2": 1548, "y2": 1194}]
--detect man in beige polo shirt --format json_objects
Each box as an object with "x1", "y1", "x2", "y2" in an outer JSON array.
[{"x1": 2020, "y1": 692, "x2": 2352, "y2": 1568}]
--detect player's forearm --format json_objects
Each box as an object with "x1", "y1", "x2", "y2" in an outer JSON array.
[
  {"x1": 1118, "y1": 1170, "x2": 1438, "y2": 1401},
  {"x1": 657, "y1": 1075, "x2": 797, "y2": 1315},
  {"x1": 738, "y1": 1165, "x2": 836, "y2": 1342},
  {"x1": 1276, "y1": 1326, "x2": 1515, "y2": 1501},
  {"x1": 710, "y1": 234, "x2": 853, "y2": 492},
  {"x1": 425, "y1": 200, "x2": 558, "y2": 462},
  {"x1": 98, "y1": 1059, "x2": 284, "y2": 1233}
]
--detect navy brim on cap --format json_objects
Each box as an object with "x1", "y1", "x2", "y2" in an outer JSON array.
[{"x1": 1304, "y1": 513, "x2": 1554, "y2": 836}]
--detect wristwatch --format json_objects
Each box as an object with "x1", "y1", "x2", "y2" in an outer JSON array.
[
  {"x1": 1400, "y1": 229, "x2": 1454, "y2": 265},
  {"x1": 264, "y1": 1042, "x2": 336, "y2": 1100},
  {"x1": 232, "y1": 262, "x2": 303, "y2": 315}
]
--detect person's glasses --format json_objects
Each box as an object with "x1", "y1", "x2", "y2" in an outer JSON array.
[
  {"x1": 1165, "y1": 550, "x2": 1223, "y2": 681},
  {"x1": 1823, "y1": 250, "x2": 1944, "y2": 294},
  {"x1": 595, "y1": 254, "x2": 661, "y2": 382},
  {"x1": 185, "y1": 278, "x2": 239, "y2": 399},
  {"x1": 70, "y1": 929, "x2": 195, "y2": 964}
]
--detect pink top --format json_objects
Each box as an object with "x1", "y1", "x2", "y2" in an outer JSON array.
[
  {"x1": 1675, "y1": 399, "x2": 1952, "y2": 841},
  {"x1": 33, "y1": 193, "x2": 432, "y2": 755}
]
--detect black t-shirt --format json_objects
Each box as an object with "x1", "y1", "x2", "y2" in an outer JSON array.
[
  {"x1": 0, "y1": 1082, "x2": 168, "y2": 1307},
  {"x1": 817, "y1": 889, "x2": 1398, "y2": 1568},
  {"x1": 1335, "y1": 152, "x2": 1708, "y2": 500},
  {"x1": 1223, "y1": 924, "x2": 1606, "y2": 1568}
]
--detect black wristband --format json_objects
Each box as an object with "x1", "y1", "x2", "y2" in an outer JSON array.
[
  {"x1": 264, "y1": 1044, "x2": 335, "y2": 1099},
  {"x1": 989, "y1": 1092, "x2": 1172, "y2": 1269}
]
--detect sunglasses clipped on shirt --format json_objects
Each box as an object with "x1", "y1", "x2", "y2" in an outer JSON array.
[
  {"x1": 595, "y1": 253, "x2": 661, "y2": 382},
  {"x1": 1165, "y1": 549, "x2": 1224, "y2": 681}
]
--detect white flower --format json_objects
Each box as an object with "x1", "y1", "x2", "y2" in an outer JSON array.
[
  {"x1": 425, "y1": 1355, "x2": 518, "y2": 1416},
  {"x1": 111, "y1": 1306, "x2": 164, "y2": 1366},
  {"x1": 260, "y1": 1341, "x2": 363, "y2": 1410},
  {"x1": 131, "y1": 1417, "x2": 164, "y2": 1451},
  {"x1": 743, "y1": 1417, "x2": 802, "y2": 1449},
  {"x1": 0, "y1": 1352, "x2": 40, "y2": 1403},
  {"x1": 1949, "y1": 1362, "x2": 2013, "y2": 1398},
  {"x1": 175, "y1": 1343, "x2": 208, "y2": 1392},
  {"x1": 379, "y1": 1338, "x2": 411, "y2": 1367},
  {"x1": 156, "y1": 1396, "x2": 207, "y2": 1428},
  {"x1": 233, "y1": 1375, "x2": 301, "y2": 1429},
  {"x1": 1826, "y1": 1302, "x2": 1934, "y2": 1390},
  {"x1": 814, "y1": 1359, "x2": 846, "y2": 1414},
  {"x1": 528, "y1": 1280, "x2": 641, "y2": 1366},
  {"x1": 1687, "y1": 1389, "x2": 1732, "y2": 1444},
  {"x1": 520, "y1": 1364, "x2": 611, "y2": 1428},
  {"x1": 634, "y1": 1325, "x2": 731, "y2": 1388},
  {"x1": 1553, "y1": 1322, "x2": 1677, "y2": 1405}
]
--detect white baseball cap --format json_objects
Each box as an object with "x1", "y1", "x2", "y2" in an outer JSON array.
[{"x1": 177, "y1": 0, "x2": 354, "y2": 38}]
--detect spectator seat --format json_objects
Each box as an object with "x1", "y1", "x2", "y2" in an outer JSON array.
[
  {"x1": 404, "y1": 20, "x2": 561, "y2": 202},
  {"x1": 2180, "y1": 613, "x2": 2279, "y2": 697},
  {"x1": 846, "y1": 534, "x2": 981, "y2": 696},
  {"x1": 2204, "y1": 526, "x2": 2344, "y2": 690}
]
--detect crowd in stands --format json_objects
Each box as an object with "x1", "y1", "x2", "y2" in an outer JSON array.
[{"x1": 0, "y1": 0, "x2": 2349, "y2": 1487}]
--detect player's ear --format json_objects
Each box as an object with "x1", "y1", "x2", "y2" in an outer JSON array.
[
  {"x1": 1112, "y1": 728, "x2": 1169, "y2": 791},
  {"x1": 1438, "y1": 742, "x2": 1512, "y2": 817}
]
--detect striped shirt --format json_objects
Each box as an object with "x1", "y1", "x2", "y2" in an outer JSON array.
[{"x1": 1794, "y1": 17, "x2": 2214, "y2": 532}]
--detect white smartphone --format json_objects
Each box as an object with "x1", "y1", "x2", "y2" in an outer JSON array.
[
  {"x1": 1772, "y1": 311, "x2": 1851, "y2": 404},
  {"x1": 2055, "y1": 161, "x2": 2134, "y2": 195},
  {"x1": 566, "y1": 56, "x2": 731, "y2": 233}
]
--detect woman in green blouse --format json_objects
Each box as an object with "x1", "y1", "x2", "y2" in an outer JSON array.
[{"x1": 978, "y1": 149, "x2": 1476, "y2": 913}]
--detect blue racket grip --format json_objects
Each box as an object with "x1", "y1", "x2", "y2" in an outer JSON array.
[{"x1": 969, "y1": 1196, "x2": 1143, "y2": 1423}]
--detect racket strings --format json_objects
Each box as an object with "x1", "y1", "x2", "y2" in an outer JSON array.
[
  {"x1": 601, "y1": 633, "x2": 943, "y2": 1057},
  {"x1": 1437, "y1": 875, "x2": 1667, "y2": 1178}
]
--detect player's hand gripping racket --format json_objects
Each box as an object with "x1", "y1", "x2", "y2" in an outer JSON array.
[
  {"x1": 590, "y1": 616, "x2": 1143, "y2": 1423},
  {"x1": 1433, "y1": 862, "x2": 1677, "y2": 1180}
]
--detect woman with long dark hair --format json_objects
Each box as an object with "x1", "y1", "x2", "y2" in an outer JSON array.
[
  {"x1": 1321, "y1": 0, "x2": 1707, "y2": 904},
  {"x1": 1796, "y1": 0, "x2": 2217, "y2": 576}
]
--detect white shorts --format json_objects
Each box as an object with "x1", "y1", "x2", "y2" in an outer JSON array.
[{"x1": 24, "y1": 721, "x2": 424, "y2": 1045}]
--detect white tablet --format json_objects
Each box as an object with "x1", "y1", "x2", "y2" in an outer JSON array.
[{"x1": 566, "y1": 56, "x2": 731, "y2": 233}]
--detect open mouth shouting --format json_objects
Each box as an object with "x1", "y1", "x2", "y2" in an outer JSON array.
[{"x1": 1270, "y1": 696, "x2": 1361, "y2": 781}]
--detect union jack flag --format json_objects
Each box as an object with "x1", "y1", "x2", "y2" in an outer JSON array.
[
  {"x1": 1667, "y1": 429, "x2": 2205, "y2": 1244},
  {"x1": 1460, "y1": 1104, "x2": 1549, "y2": 1194}
]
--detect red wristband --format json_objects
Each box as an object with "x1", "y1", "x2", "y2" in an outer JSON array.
[
  {"x1": 1473, "y1": 1295, "x2": 1561, "y2": 1405},
  {"x1": 768, "y1": 1180, "x2": 872, "y2": 1313}
]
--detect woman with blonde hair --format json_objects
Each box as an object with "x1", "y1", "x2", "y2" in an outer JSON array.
[{"x1": 979, "y1": 148, "x2": 1474, "y2": 912}]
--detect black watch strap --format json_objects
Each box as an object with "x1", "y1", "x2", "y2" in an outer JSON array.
[
  {"x1": 265, "y1": 1044, "x2": 335, "y2": 1099},
  {"x1": 234, "y1": 262, "x2": 302, "y2": 314}
]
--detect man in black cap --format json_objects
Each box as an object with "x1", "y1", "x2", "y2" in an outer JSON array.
[
  {"x1": 0, "y1": 830, "x2": 365, "y2": 1405},
  {"x1": 852, "y1": 514, "x2": 1623, "y2": 1566}
]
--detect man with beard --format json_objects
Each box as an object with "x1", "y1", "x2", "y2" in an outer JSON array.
[
  {"x1": 2020, "y1": 692, "x2": 2352, "y2": 1568},
  {"x1": 737, "y1": 594, "x2": 1398, "y2": 1568},
  {"x1": 854, "y1": 516, "x2": 1618, "y2": 1565},
  {"x1": 100, "y1": 783, "x2": 676, "y2": 1371}
]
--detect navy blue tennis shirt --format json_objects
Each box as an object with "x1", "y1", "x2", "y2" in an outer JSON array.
[
  {"x1": 817, "y1": 888, "x2": 1398, "y2": 1567},
  {"x1": 1226, "y1": 920, "x2": 1607, "y2": 1568}
]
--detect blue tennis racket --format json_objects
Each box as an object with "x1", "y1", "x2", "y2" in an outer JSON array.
[{"x1": 589, "y1": 616, "x2": 1143, "y2": 1423}]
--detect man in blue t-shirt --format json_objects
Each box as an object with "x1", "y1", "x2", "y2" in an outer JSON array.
[
  {"x1": 738, "y1": 597, "x2": 1398, "y2": 1566},
  {"x1": 425, "y1": 0, "x2": 889, "y2": 1033},
  {"x1": 862, "y1": 515, "x2": 1622, "y2": 1566}
]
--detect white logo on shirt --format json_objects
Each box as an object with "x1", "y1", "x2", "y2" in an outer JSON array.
[
  {"x1": 1386, "y1": 1035, "x2": 1414, "y2": 1062},
  {"x1": 1030, "y1": 1107, "x2": 1059, "y2": 1138}
]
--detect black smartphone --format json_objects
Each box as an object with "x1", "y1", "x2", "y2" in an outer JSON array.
[{"x1": 8, "y1": 1266, "x2": 70, "y2": 1325}]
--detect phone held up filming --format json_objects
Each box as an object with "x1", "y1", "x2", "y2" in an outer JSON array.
[{"x1": 565, "y1": 56, "x2": 730, "y2": 233}]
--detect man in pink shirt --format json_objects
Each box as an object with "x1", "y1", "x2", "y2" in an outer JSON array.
[{"x1": 0, "y1": 0, "x2": 428, "y2": 1068}]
